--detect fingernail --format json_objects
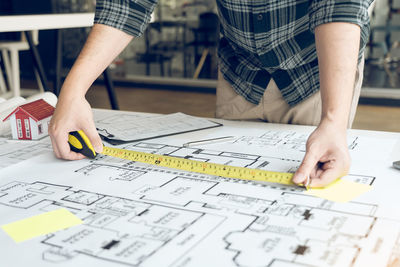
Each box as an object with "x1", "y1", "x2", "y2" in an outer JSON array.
[
  {"x1": 95, "y1": 144, "x2": 103, "y2": 153},
  {"x1": 305, "y1": 176, "x2": 310, "y2": 190},
  {"x1": 292, "y1": 173, "x2": 304, "y2": 184}
]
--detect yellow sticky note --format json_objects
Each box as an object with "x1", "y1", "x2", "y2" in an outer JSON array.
[
  {"x1": 305, "y1": 179, "x2": 372, "y2": 203},
  {"x1": 1, "y1": 208, "x2": 83, "y2": 243}
]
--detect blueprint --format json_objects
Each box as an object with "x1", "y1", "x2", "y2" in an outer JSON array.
[
  {"x1": 0, "y1": 112, "x2": 400, "y2": 267},
  {"x1": 0, "y1": 137, "x2": 53, "y2": 168},
  {"x1": 229, "y1": 130, "x2": 359, "y2": 152},
  {"x1": 0, "y1": 110, "x2": 149, "y2": 169},
  {"x1": 96, "y1": 112, "x2": 221, "y2": 142}
]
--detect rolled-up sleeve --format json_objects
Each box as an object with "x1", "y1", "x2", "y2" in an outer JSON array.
[
  {"x1": 309, "y1": 0, "x2": 372, "y2": 32},
  {"x1": 94, "y1": 0, "x2": 158, "y2": 37},
  {"x1": 308, "y1": 0, "x2": 373, "y2": 57}
]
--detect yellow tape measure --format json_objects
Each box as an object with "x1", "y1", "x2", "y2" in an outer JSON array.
[{"x1": 68, "y1": 131, "x2": 295, "y2": 186}]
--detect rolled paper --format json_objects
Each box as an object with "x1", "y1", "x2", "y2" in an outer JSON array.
[
  {"x1": 0, "y1": 96, "x2": 26, "y2": 114},
  {"x1": 26, "y1": 92, "x2": 58, "y2": 107}
]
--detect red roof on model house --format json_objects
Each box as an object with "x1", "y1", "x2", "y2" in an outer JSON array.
[{"x1": 3, "y1": 99, "x2": 55, "y2": 122}]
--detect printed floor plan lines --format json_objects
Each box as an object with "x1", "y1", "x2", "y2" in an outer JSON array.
[
  {"x1": 0, "y1": 181, "x2": 227, "y2": 267},
  {"x1": 230, "y1": 131, "x2": 359, "y2": 152},
  {"x1": 0, "y1": 117, "x2": 399, "y2": 267},
  {"x1": 0, "y1": 138, "x2": 52, "y2": 169}
]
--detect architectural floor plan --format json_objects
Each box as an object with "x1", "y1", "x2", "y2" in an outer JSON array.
[
  {"x1": 0, "y1": 112, "x2": 399, "y2": 267},
  {"x1": 0, "y1": 137, "x2": 52, "y2": 168}
]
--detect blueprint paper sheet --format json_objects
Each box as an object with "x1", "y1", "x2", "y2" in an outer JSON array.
[
  {"x1": 0, "y1": 110, "x2": 150, "y2": 169},
  {"x1": 0, "y1": 137, "x2": 52, "y2": 168},
  {"x1": 95, "y1": 112, "x2": 221, "y2": 142},
  {"x1": 0, "y1": 114, "x2": 399, "y2": 267}
]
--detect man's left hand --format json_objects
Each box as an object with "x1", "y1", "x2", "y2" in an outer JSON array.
[{"x1": 292, "y1": 120, "x2": 350, "y2": 188}]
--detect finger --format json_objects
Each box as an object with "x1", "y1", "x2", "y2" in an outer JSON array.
[
  {"x1": 315, "y1": 168, "x2": 324, "y2": 179},
  {"x1": 49, "y1": 134, "x2": 61, "y2": 159},
  {"x1": 309, "y1": 166, "x2": 343, "y2": 188},
  {"x1": 82, "y1": 123, "x2": 103, "y2": 153},
  {"x1": 312, "y1": 161, "x2": 331, "y2": 179},
  {"x1": 310, "y1": 164, "x2": 319, "y2": 178},
  {"x1": 69, "y1": 151, "x2": 86, "y2": 160},
  {"x1": 57, "y1": 131, "x2": 86, "y2": 160},
  {"x1": 293, "y1": 151, "x2": 320, "y2": 184}
]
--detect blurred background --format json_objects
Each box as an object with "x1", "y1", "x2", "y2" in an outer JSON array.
[{"x1": 0, "y1": 0, "x2": 399, "y2": 131}]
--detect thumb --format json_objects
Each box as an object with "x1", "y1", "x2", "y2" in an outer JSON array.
[
  {"x1": 82, "y1": 124, "x2": 103, "y2": 153},
  {"x1": 293, "y1": 151, "x2": 319, "y2": 185}
]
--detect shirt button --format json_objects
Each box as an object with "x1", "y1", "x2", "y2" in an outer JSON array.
[{"x1": 257, "y1": 14, "x2": 263, "y2": 21}]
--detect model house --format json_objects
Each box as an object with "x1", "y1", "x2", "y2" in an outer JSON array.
[{"x1": 3, "y1": 99, "x2": 55, "y2": 140}]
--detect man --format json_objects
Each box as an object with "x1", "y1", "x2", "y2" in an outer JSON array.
[{"x1": 49, "y1": 0, "x2": 372, "y2": 188}]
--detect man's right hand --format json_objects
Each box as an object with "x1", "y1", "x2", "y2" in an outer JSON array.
[{"x1": 49, "y1": 95, "x2": 103, "y2": 160}]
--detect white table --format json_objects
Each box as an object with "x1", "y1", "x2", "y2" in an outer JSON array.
[
  {"x1": 0, "y1": 13, "x2": 118, "y2": 108},
  {"x1": 0, "y1": 13, "x2": 94, "y2": 32},
  {"x1": 0, "y1": 109, "x2": 399, "y2": 267},
  {"x1": 0, "y1": 13, "x2": 94, "y2": 96}
]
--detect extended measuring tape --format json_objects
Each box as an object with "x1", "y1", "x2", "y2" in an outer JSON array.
[{"x1": 68, "y1": 130, "x2": 296, "y2": 186}]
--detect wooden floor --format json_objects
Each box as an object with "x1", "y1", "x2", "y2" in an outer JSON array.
[{"x1": 86, "y1": 84, "x2": 400, "y2": 132}]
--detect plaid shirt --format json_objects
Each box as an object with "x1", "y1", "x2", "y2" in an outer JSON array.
[{"x1": 95, "y1": 0, "x2": 372, "y2": 106}]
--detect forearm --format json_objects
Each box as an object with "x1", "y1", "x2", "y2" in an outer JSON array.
[
  {"x1": 59, "y1": 24, "x2": 133, "y2": 100},
  {"x1": 315, "y1": 22, "x2": 361, "y2": 130}
]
